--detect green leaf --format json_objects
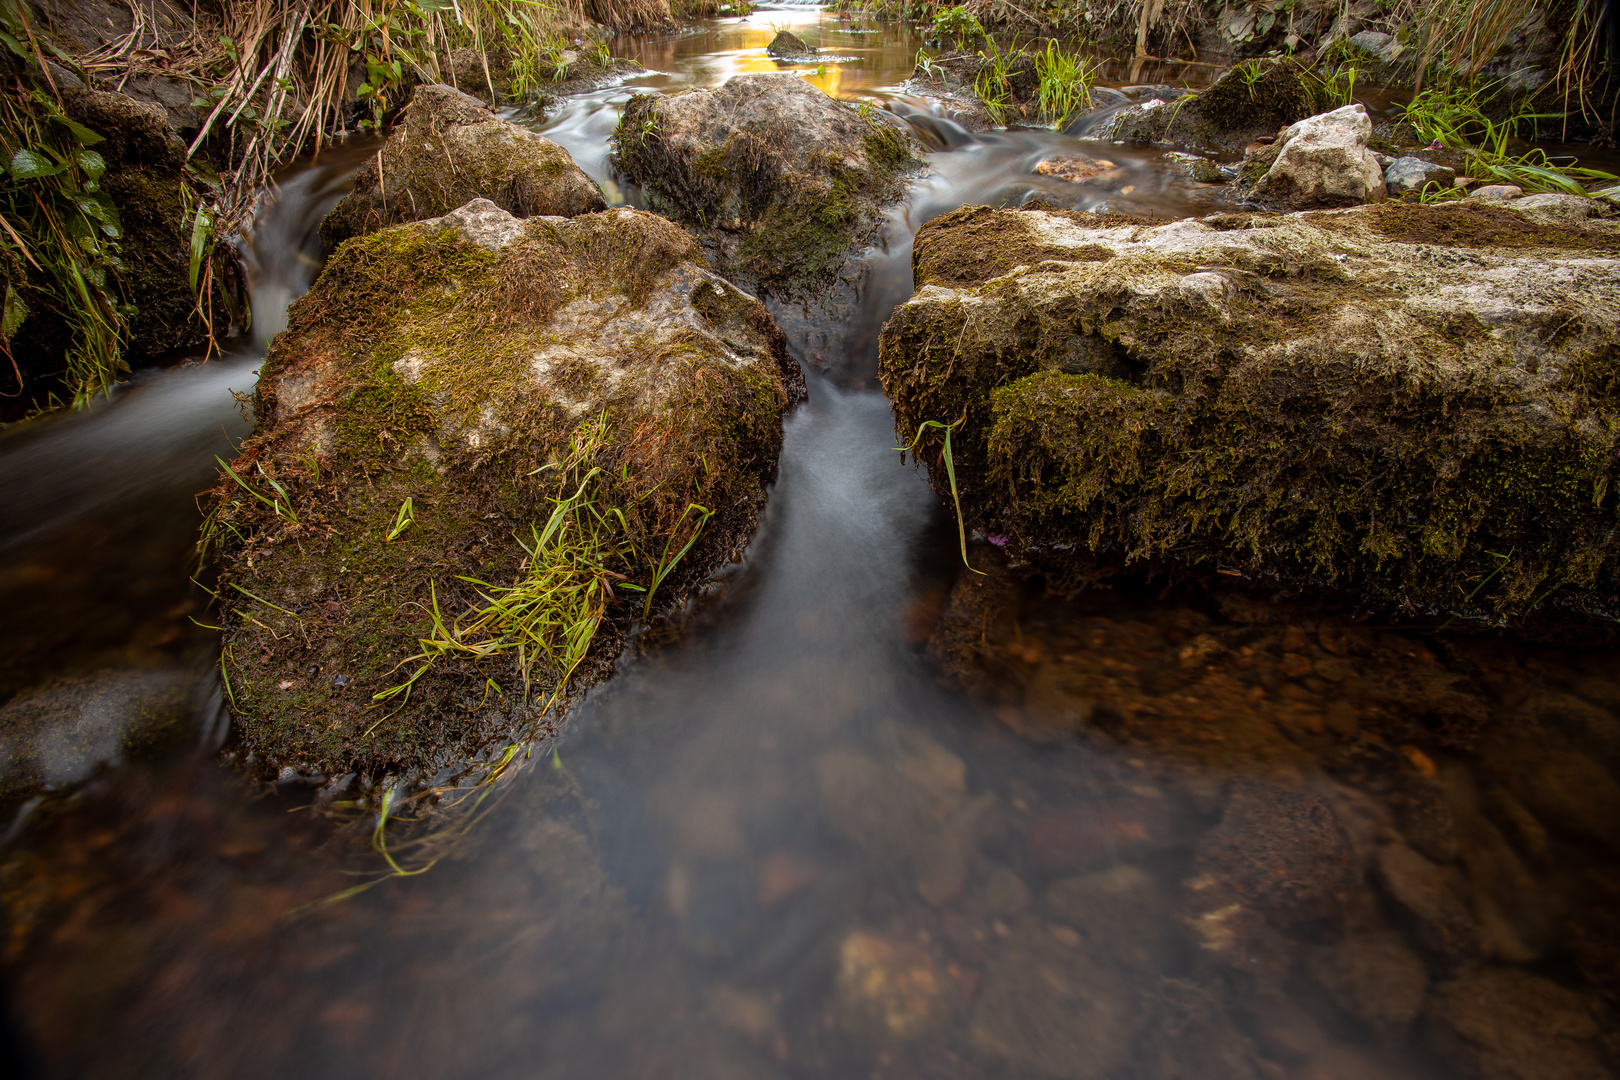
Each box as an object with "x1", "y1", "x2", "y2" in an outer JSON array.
[
  {"x1": 50, "y1": 115, "x2": 105, "y2": 146},
  {"x1": 0, "y1": 29, "x2": 29, "y2": 60},
  {"x1": 75, "y1": 150, "x2": 106, "y2": 179},
  {"x1": 1, "y1": 285, "x2": 28, "y2": 343},
  {"x1": 189, "y1": 206, "x2": 213, "y2": 291},
  {"x1": 8, "y1": 149, "x2": 64, "y2": 180}
]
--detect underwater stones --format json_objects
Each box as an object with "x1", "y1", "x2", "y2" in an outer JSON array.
[
  {"x1": 834, "y1": 930, "x2": 951, "y2": 1041},
  {"x1": 968, "y1": 920, "x2": 1146, "y2": 1079},
  {"x1": 1423, "y1": 967, "x2": 1614, "y2": 1080},
  {"x1": 1184, "y1": 783, "x2": 1355, "y2": 973},
  {"x1": 320, "y1": 84, "x2": 605, "y2": 247},
  {"x1": 1250, "y1": 104, "x2": 1387, "y2": 208},
  {"x1": 209, "y1": 201, "x2": 803, "y2": 781},
  {"x1": 1383, "y1": 156, "x2": 1456, "y2": 196},
  {"x1": 1307, "y1": 933, "x2": 1428, "y2": 1037},
  {"x1": 878, "y1": 202, "x2": 1620, "y2": 623},
  {"x1": 1376, "y1": 842, "x2": 1484, "y2": 963},
  {"x1": 765, "y1": 30, "x2": 815, "y2": 57},
  {"x1": 610, "y1": 74, "x2": 921, "y2": 299}
]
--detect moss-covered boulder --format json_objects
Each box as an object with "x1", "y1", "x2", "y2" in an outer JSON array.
[
  {"x1": 209, "y1": 200, "x2": 803, "y2": 782},
  {"x1": 879, "y1": 200, "x2": 1620, "y2": 623},
  {"x1": 320, "y1": 84, "x2": 606, "y2": 248},
  {"x1": 1091, "y1": 58, "x2": 1326, "y2": 156},
  {"x1": 611, "y1": 74, "x2": 921, "y2": 296}
]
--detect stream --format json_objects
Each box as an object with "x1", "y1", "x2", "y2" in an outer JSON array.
[{"x1": 2, "y1": 7, "x2": 1618, "y2": 1079}]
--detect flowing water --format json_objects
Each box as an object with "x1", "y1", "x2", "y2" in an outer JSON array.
[{"x1": 3, "y1": 10, "x2": 1619, "y2": 1080}]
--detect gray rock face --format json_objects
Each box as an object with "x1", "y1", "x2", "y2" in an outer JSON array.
[
  {"x1": 321, "y1": 84, "x2": 606, "y2": 247},
  {"x1": 1384, "y1": 156, "x2": 1457, "y2": 195},
  {"x1": 1424, "y1": 968, "x2": 1613, "y2": 1080},
  {"x1": 1348, "y1": 29, "x2": 1403, "y2": 63},
  {"x1": 1252, "y1": 104, "x2": 1387, "y2": 207}
]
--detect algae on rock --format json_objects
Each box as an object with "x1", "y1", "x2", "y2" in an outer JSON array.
[
  {"x1": 610, "y1": 74, "x2": 921, "y2": 296},
  {"x1": 209, "y1": 200, "x2": 803, "y2": 782},
  {"x1": 321, "y1": 84, "x2": 606, "y2": 248},
  {"x1": 879, "y1": 200, "x2": 1620, "y2": 622}
]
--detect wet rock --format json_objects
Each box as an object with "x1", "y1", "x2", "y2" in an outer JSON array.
[
  {"x1": 1306, "y1": 932, "x2": 1428, "y2": 1036},
  {"x1": 1034, "y1": 155, "x2": 1125, "y2": 184},
  {"x1": 1184, "y1": 782, "x2": 1355, "y2": 975},
  {"x1": 1424, "y1": 967, "x2": 1613, "y2": 1080},
  {"x1": 1456, "y1": 811, "x2": 1559, "y2": 963},
  {"x1": 835, "y1": 930, "x2": 951, "y2": 1041},
  {"x1": 1044, "y1": 864, "x2": 1177, "y2": 973},
  {"x1": 1135, "y1": 978, "x2": 1267, "y2": 1080},
  {"x1": 878, "y1": 201, "x2": 1620, "y2": 622},
  {"x1": 1167, "y1": 151, "x2": 1225, "y2": 183},
  {"x1": 321, "y1": 84, "x2": 605, "y2": 247},
  {"x1": 0, "y1": 668, "x2": 195, "y2": 801},
  {"x1": 611, "y1": 74, "x2": 921, "y2": 299},
  {"x1": 1510, "y1": 748, "x2": 1620, "y2": 852},
  {"x1": 815, "y1": 725, "x2": 996, "y2": 905},
  {"x1": 1026, "y1": 794, "x2": 1180, "y2": 873},
  {"x1": 1376, "y1": 843, "x2": 1484, "y2": 963},
  {"x1": 1391, "y1": 774, "x2": 1460, "y2": 864},
  {"x1": 969, "y1": 920, "x2": 1147, "y2": 1079},
  {"x1": 1384, "y1": 156, "x2": 1456, "y2": 196},
  {"x1": 1250, "y1": 104, "x2": 1387, "y2": 208},
  {"x1": 209, "y1": 201, "x2": 803, "y2": 779},
  {"x1": 765, "y1": 30, "x2": 815, "y2": 57},
  {"x1": 1094, "y1": 59, "x2": 1323, "y2": 156}
]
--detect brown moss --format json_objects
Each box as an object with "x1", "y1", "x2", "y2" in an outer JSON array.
[
  {"x1": 914, "y1": 205, "x2": 1115, "y2": 287},
  {"x1": 1346, "y1": 202, "x2": 1620, "y2": 251}
]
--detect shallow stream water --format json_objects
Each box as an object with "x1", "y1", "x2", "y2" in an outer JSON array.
[{"x1": 2, "y1": 9, "x2": 1618, "y2": 1079}]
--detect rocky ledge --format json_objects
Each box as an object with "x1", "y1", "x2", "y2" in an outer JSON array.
[
  {"x1": 209, "y1": 200, "x2": 803, "y2": 783},
  {"x1": 879, "y1": 197, "x2": 1620, "y2": 624}
]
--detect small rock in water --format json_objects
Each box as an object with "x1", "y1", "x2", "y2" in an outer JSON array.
[
  {"x1": 1467, "y1": 183, "x2": 1524, "y2": 200},
  {"x1": 1306, "y1": 932, "x2": 1428, "y2": 1037},
  {"x1": 765, "y1": 30, "x2": 816, "y2": 57},
  {"x1": 1383, "y1": 156, "x2": 1456, "y2": 195},
  {"x1": 1375, "y1": 842, "x2": 1484, "y2": 963},
  {"x1": 835, "y1": 930, "x2": 949, "y2": 1041},
  {"x1": 1035, "y1": 155, "x2": 1124, "y2": 184},
  {"x1": 1168, "y1": 151, "x2": 1225, "y2": 183},
  {"x1": 1424, "y1": 967, "x2": 1611, "y2": 1080}
]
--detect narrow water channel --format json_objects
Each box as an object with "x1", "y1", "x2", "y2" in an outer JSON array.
[{"x1": 2, "y1": 8, "x2": 1618, "y2": 1080}]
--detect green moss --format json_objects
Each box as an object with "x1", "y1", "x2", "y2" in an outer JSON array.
[
  {"x1": 880, "y1": 207, "x2": 1620, "y2": 622},
  {"x1": 1196, "y1": 58, "x2": 1323, "y2": 134},
  {"x1": 211, "y1": 210, "x2": 797, "y2": 780}
]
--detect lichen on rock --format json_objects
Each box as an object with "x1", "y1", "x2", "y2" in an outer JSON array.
[
  {"x1": 320, "y1": 84, "x2": 606, "y2": 248},
  {"x1": 610, "y1": 74, "x2": 922, "y2": 296},
  {"x1": 209, "y1": 200, "x2": 803, "y2": 783},
  {"x1": 879, "y1": 200, "x2": 1620, "y2": 623}
]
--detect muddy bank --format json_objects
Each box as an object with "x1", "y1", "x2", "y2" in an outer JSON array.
[
  {"x1": 209, "y1": 200, "x2": 802, "y2": 783},
  {"x1": 880, "y1": 198, "x2": 1620, "y2": 624}
]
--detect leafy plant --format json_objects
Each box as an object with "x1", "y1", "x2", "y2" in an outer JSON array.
[
  {"x1": 973, "y1": 45, "x2": 1015, "y2": 125},
  {"x1": 930, "y1": 4, "x2": 984, "y2": 49},
  {"x1": 1033, "y1": 38, "x2": 1096, "y2": 124},
  {"x1": 1403, "y1": 81, "x2": 1619, "y2": 195},
  {"x1": 387, "y1": 496, "x2": 416, "y2": 542}
]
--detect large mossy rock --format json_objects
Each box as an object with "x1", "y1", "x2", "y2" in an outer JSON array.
[
  {"x1": 1088, "y1": 58, "x2": 1326, "y2": 155},
  {"x1": 211, "y1": 200, "x2": 803, "y2": 781},
  {"x1": 611, "y1": 74, "x2": 921, "y2": 296},
  {"x1": 879, "y1": 198, "x2": 1620, "y2": 622},
  {"x1": 320, "y1": 84, "x2": 606, "y2": 248}
]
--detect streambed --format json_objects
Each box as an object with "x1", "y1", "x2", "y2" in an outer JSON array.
[{"x1": 1, "y1": 8, "x2": 1617, "y2": 1079}]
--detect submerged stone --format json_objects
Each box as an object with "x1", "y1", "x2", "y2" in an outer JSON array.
[
  {"x1": 879, "y1": 201, "x2": 1620, "y2": 623},
  {"x1": 320, "y1": 84, "x2": 606, "y2": 247},
  {"x1": 208, "y1": 200, "x2": 803, "y2": 781}
]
